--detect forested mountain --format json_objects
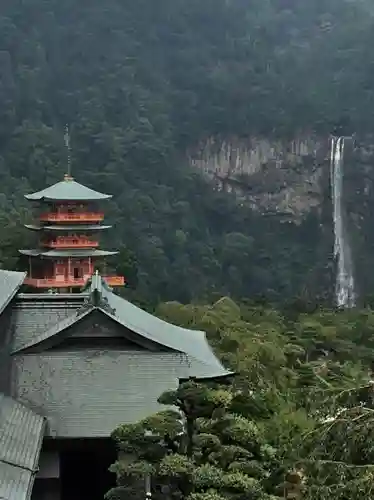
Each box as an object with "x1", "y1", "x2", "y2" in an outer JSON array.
[{"x1": 1, "y1": 0, "x2": 374, "y2": 305}]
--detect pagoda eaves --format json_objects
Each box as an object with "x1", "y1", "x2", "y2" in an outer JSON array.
[
  {"x1": 25, "y1": 176, "x2": 111, "y2": 202},
  {"x1": 20, "y1": 249, "x2": 118, "y2": 257},
  {"x1": 20, "y1": 175, "x2": 124, "y2": 290},
  {"x1": 25, "y1": 224, "x2": 112, "y2": 231}
]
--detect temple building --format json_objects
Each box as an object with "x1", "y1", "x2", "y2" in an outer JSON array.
[
  {"x1": 0, "y1": 176, "x2": 230, "y2": 500},
  {"x1": 20, "y1": 173, "x2": 124, "y2": 290}
]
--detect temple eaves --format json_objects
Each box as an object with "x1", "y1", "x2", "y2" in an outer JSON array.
[{"x1": 25, "y1": 178, "x2": 112, "y2": 202}]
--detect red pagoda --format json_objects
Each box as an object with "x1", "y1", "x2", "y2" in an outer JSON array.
[{"x1": 20, "y1": 173, "x2": 125, "y2": 290}]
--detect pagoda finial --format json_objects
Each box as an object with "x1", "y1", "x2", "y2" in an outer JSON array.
[{"x1": 64, "y1": 124, "x2": 73, "y2": 181}]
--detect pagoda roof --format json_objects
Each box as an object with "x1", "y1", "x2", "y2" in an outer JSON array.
[
  {"x1": 25, "y1": 177, "x2": 112, "y2": 202},
  {"x1": 13, "y1": 272, "x2": 231, "y2": 380},
  {"x1": 19, "y1": 249, "x2": 118, "y2": 258},
  {"x1": 25, "y1": 224, "x2": 112, "y2": 231}
]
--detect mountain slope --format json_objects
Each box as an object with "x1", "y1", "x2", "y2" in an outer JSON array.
[{"x1": 0, "y1": 0, "x2": 373, "y2": 304}]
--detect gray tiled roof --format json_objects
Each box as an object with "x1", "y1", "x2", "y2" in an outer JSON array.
[
  {"x1": 0, "y1": 270, "x2": 26, "y2": 316},
  {"x1": 0, "y1": 394, "x2": 45, "y2": 500},
  {"x1": 12, "y1": 351, "x2": 187, "y2": 438},
  {"x1": 25, "y1": 179, "x2": 112, "y2": 201},
  {"x1": 25, "y1": 224, "x2": 112, "y2": 231},
  {"x1": 0, "y1": 462, "x2": 32, "y2": 500},
  {"x1": 101, "y1": 293, "x2": 229, "y2": 378},
  {"x1": 19, "y1": 249, "x2": 118, "y2": 257},
  {"x1": 91, "y1": 275, "x2": 230, "y2": 377},
  {"x1": 11, "y1": 298, "x2": 82, "y2": 353},
  {"x1": 12, "y1": 273, "x2": 231, "y2": 378},
  {"x1": 12, "y1": 307, "x2": 93, "y2": 353}
]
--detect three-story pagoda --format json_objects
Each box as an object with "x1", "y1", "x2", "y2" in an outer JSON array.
[{"x1": 20, "y1": 173, "x2": 124, "y2": 291}]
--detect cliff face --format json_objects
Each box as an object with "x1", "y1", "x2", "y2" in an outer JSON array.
[
  {"x1": 189, "y1": 136, "x2": 329, "y2": 221},
  {"x1": 189, "y1": 135, "x2": 374, "y2": 302}
]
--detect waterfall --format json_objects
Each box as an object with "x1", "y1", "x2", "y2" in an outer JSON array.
[{"x1": 330, "y1": 137, "x2": 355, "y2": 308}]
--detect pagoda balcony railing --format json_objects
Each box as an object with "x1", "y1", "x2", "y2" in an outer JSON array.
[
  {"x1": 25, "y1": 275, "x2": 125, "y2": 288},
  {"x1": 43, "y1": 238, "x2": 99, "y2": 248},
  {"x1": 25, "y1": 277, "x2": 87, "y2": 288},
  {"x1": 105, "y1": 276, "x2": 125, "y2": 286},
  {"x1": 39, "y1": 212, "x2": 105, "y2": 222}
]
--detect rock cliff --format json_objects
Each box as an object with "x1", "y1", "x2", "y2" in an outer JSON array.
[
  {"x1": 189, "y1": 135, "x2": 374, "y2": 302},
  {"x1": 189, "y1": 136, "x2": 330, "y2": 222}
]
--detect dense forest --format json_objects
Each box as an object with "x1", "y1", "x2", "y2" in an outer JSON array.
[
  {"x1": 4, "y1": 1, "x2": 374, "y2": 497},
  {"x1": 108, "y1": 298, "x2": 374, "y2": 499},
  {"x1": 1, "y1": 0, "x2": 374, "y2": 304}
]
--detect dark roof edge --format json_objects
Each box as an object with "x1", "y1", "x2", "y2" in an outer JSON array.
[
  {"x1": 179, "y1": 370, "x2": 235, "y2": 382},
  {"x1": 26, "y1": 194, "x2": 113, "y2": 202},
  {"x1": 19, "y1": 249, "x2": 119, "y2": 257},
  {"x1": 32, "y1": 416, "x2": 47, "y2": 470},
  {"x1": 25, "y1": 224, "x2": 112, "y2": 231}
]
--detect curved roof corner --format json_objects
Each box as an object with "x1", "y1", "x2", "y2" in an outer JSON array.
[
  {"x1": 97, "y1": 279, "x2": 232, "y2": 379},
  {"x1": 11, "y1": 271, "x2": 232, "y2": 380}
]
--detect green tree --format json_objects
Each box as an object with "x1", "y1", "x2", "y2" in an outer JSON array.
[
  {"x1": 114, "y1": 245, "x2": 139, "y2": 290},
  {"x1": 297, "y1": 383, "x2": 374, "y2": 499},
  {"x1": 109, "y1": 297, "x2": 374, "y2": 499},
  {"x1": 107, "y1": 380, "x2": 279, "y2": 500},
  {"x1": 1, "y1": 0, "x2": 374, "y2": 304}
]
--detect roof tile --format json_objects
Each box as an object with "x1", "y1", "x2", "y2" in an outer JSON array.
[
  {"x1": 0, "y1": 271, "x2": 25, "y2": 316},
  {"x1": 12, "y1": 351, "x2": 187, "y2": 437},
  {"x1": 0, "y1": 462, "x2": 33, "y2": 500},
  {"x1": 11, "y1": 299, "x2": 81, "y2": 353},
  {"x1": 0, "y1": 394, "x2": 45, "y2": 500},
  {"x1": 12, "y1": 274, "x2": 231, "y2": 378},
  {"x1": 25, "y1": 179, "x2": 111, "y2": 202}
]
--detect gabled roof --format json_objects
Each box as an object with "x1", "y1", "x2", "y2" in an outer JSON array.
[
  {"x1": 13, "y1": 272, "x2": 231, "y2": 379},
  {"x1": 25, "y1": 177, "x2": 112, "y2": 202},
  {"x1": 11, "y1": 295, "x2": 85, "y2": 353},
  {"x1": 0, "y1": 394, "x2": 45, "y2": 500},
  {"x1": 0, "y1": 270, "x2": 26, "y2": 315}
]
